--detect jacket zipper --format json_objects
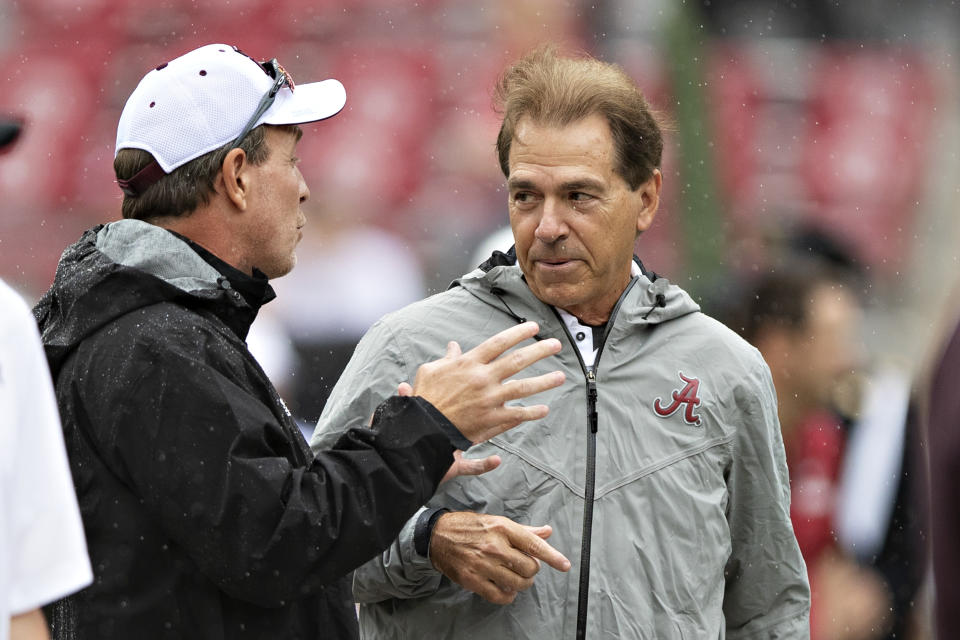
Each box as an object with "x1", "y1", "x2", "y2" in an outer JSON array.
[
  {"x1": 575, "y1": 368, "x2": 598, "y2": 640},
  {"x1": 552, "y1": 276, "x2": 639, "y2": 640},
  {"x1": 488, "y1": 271, "x2": 642, "y2": 638}
]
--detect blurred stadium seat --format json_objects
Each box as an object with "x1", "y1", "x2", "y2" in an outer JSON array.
[
  {"x1": 295, "y1": 45, "x2": 439, "y2": 213},
  {"x1": 0, "y1": 47, "x2": 103, "y2": 212},
  {"x1": 706, "y1": 40, "x2": 935, "y2": 273},
  {"x1": 0, "y1": 0, "x2": 943, "y2": 294}
]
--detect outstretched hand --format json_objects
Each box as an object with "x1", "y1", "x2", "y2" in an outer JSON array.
[
  {"x1": 397, "y1": 383, "x2": 502, "y2": 483},
  {"x1": 409, "y1": 322, "x2": 564, "y2": 445}
]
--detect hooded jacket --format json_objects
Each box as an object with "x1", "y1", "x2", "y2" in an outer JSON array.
[
  {"x1": 312, "y1": 255, "x2": 810, "y2": 639},
  {"x1": 34, "y1": 219, "x2": 464, "y2": 639}
]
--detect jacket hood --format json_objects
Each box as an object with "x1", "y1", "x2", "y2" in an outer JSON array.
[
  {"x1": 452, "y1": 251, "x2": 700, "y2": 332},
  {"x1": 34, "y1": 219, "x2": 257, "y2": 372}
]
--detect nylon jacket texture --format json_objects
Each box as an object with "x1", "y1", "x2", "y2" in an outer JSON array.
[
  {"x1": 312, "y1": 259, "x2": 811, "y2": 639},
  {"x1": 34, "y1": 219, "x2": 460, "y2": 639}
]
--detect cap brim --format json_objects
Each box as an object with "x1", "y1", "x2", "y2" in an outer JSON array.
[
  {"x1": 263, "y1": 79, "x2": 346, "y2": 127},
  {"x1": 0, "y1": 118, "x2": 23, "y2": 151}
]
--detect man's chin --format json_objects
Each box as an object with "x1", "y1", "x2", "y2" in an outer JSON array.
[
  {"x1": 527, "y1": 281, "x2": 582, "y2": 311},
  {"x1": 261, "y1": 256, "x2": 297, "y2": 280}
]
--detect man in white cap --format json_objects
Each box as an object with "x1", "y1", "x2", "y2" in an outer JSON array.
[{"x1": 33, "y1": 44, "x2": 568, "y2": 639}]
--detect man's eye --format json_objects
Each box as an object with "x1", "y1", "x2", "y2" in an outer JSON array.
[
  {"x1": 570, "y1": 192, "x2": 591, "y2": 202},
  {"x1": 513, "y1": 192, "x2": 533, "y2": 202}
]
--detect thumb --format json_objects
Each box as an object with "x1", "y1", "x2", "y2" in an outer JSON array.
[
  {"x1": 397, "y1": 382, "x2": 414, "y2": 397},
  {"x1": 456, "y1": 454, "x2": 502, "y2": 477}
]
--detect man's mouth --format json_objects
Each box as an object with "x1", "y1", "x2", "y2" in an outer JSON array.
[
  {"x1": 535, "y1": 258, "x2": 578, "y2": 272},
  {"x1": 536, "y1": 256, "x2": 575, "y2": 264}
]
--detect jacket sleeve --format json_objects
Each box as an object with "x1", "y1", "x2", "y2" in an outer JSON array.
[
  {"x1": 310, "y1": 318, "x2": 413, "y2": 451},
  {"x1": 723, "y1": 353, "x2": 811, "y2": 639},
  {"x1": 67, "y1": 314, "x2": 457, "y2": 607},
  {"x1": 312, "y1": 318, "x2": 449, "y2": 602}
]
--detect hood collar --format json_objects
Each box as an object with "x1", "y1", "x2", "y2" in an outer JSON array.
[
  {"x1": 454, "y1": 256, "x2": 699, "y2": 329},
  {"x1": 96, "y1": 219, "x2": 223, "y2": 293},
  {"x1": 35, "y1": 220, "x2": 272, "y2": 372}
]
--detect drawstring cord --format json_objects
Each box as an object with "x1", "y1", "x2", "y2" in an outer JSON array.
[
  {"x1": 489, "y1": 286, "x2": 546, "y2": 340},
  {"x1": 642, "y1": 293, "x2": 667, "y2": 320}
]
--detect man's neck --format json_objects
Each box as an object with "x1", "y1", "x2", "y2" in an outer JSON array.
[
  {"x1": 153, "y1": 211, "x2": 251, "y2": 275},
  {"x1": 559, "y1": 260, "x2": 641, "y2": 326}
]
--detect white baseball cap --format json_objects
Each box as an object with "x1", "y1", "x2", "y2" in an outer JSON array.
[{"x1": 115, "y1": 43, "x2": 346, "y2": 194}]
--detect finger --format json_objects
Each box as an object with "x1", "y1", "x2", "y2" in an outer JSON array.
[
  {"x1": 445, "y1": 340, "x2": 462, "y2": 359},
  {"x1": 508, "y1": 527, "x2": 571, "y2": 572},
  {"x1": 397, "y1": 382, "x2": 414, "y2": 397},
  {"x1": 477, "y1": 581, "x2": 518, "y2": 605},
  {"x1": 481, "y1": 561, "x2": 538, "y2": 592},
  {"x1": 497, "y1": 371, "x2": 565, "y2": 403},
  {"x1": 489, "y1": 338, "x2": 562, "y2": 381},
  {"x1": 453, "y1": 570, "x2": 517, "y2": 605},
  {"x1": 457, "y1": 454, "x2": 501, "y2": 477},
  {"x1": 439, "y1": 451, "x2": 462, "y2": 485},
  {"x1": 498, "y1": 549, "x2": 541, "y2": 580},
  {"x1": 476, "y1": 405, "x2": 551, "y2": 441},
  {"x1": 465, "y1": 322, "x2": 541, "y2": 364},
  {"x1": 524, "y1": 524, "x2": 553, "y2": 540}
]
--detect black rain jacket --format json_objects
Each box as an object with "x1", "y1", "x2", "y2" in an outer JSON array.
[{"x1": 34, "y1": 220, "x2": 463, "y2": 639}]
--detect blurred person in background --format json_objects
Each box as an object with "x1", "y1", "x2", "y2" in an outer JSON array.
[
  {"x1": 268, "y1": 200, "x2": 426, "y2": 424},
  {"x1": 31, "y1": 44, "x2": 566, "y2": 639},
  {"x1": 243, "y1": 302, "x2": 308, "y2": 436},
  {"x1": 735, "y1": 260, "x2": 893, "y2": 640},
  {"x1": 313, "y1": 46, "x2": 809, "y2": 639},
  {"x1": 0, "y1": 117, "x2": 92, "y2": 640}
]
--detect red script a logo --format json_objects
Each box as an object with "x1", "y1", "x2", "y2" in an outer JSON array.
[{"x1": 653, "y1": 372, "x2": 703, "y2": 426}]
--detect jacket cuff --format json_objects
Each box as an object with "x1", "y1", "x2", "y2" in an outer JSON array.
[
  {"x1": 397, "y1": 507, "x2": 443, "y2": 580},
  {"x1": 413, "y1": 507, "x2": 451, "y2": 558},
  {"x1": 369, "y1": 395, "x2": 470, "y2": 450},
  {"x1": 416, "y1": 397, "x2": 473, "y2": 451}
]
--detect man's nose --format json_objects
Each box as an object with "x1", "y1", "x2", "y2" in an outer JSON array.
[
  {"x1": 299, "y1": 171, "x2": 310, "y2": 203},
  {"x1": 534, "y1": 197, "x2": 568, "y2": 244}
]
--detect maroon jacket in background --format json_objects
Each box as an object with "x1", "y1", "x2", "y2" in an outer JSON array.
[{"x1": 927, "y1": 319, "x2": 960, "y2": 639}]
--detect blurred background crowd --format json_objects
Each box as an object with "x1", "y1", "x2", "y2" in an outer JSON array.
[{"x1": 2, "y1": 1, "x2": 959, "y2": 638}]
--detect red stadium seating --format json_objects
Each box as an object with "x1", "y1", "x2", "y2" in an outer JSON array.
[
  {"x1": 294, "y1": 45, "x2": 439, "y2": 211},
  {"x1": 0, "y1": 47, "x2": 104, "y2": 212}
]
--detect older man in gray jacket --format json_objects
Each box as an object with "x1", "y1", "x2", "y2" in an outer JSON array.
[{"x1": 312, "y1": 47, "x2": 810, "y2": 639}]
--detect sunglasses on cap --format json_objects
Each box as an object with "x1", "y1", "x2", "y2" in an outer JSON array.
[
  {"x1": 118, "y1": 50, "x2": 295, "y2": 197},
  {"x1": 230, "y1": 49, "x2": 296, "y2": 149}
]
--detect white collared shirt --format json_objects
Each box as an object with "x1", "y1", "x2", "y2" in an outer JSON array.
[{"x1": 556, "y1": 261, "x2": 641, "y2": 369}]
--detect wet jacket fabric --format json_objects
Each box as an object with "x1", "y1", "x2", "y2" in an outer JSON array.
[
  {"x1": 312, "y1": 257, "x2": 810, "y2": 639},
  {"x1": 34, "y1": 219, "x2": 463, "y2": 639}
]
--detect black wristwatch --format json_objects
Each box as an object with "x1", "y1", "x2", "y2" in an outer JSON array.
[{"x1": 414, "y1": 506, "x2": 451, "y2": 557}]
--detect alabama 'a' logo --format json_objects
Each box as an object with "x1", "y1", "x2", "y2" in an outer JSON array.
[{"x1": 653, "y1": 372, "x2": 703, "y2": 426}]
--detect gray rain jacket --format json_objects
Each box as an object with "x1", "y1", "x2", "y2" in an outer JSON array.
[{"x1": 312, "y1": 257, "x2": 810, "y2": 639}]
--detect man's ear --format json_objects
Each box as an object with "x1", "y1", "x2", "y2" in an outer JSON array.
[
  {"x1": 220, "y1": 147, "x2": 250, "y2": 211},
  {"x1": 636, "y1": 169, "x2": 662, "y2": 234}
]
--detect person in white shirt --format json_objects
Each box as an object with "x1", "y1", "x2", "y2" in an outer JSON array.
[{"x1": 0, "y1": 274, "x2": 92, "y2": 639}]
